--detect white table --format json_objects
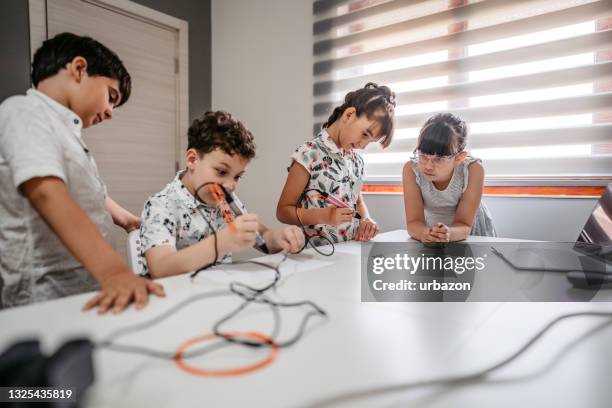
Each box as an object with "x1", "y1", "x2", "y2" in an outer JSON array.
[
  {"x1": 1, "y1": 230, "x2": 612, "y2": 407},
  {"x1": 371, "y1": 229, "x2": 533, "y2": 243}
]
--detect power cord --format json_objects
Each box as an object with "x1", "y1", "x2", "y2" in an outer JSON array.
[
  {"x1": 97, "y1": 253, "x2": 328, "y2": 358},
  {"x1": 98, "y1": 182, "x2": 329, "y2": 359},
  {"x1": 295, "y1": 188, "x2": 336, "y2": 256},
  {"x1": 303, "y1": 310, "x2": 612, "y2": 407}
]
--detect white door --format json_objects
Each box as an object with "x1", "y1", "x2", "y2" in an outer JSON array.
[{"x1": 30, "y1": 0, "x2": 185, "y2": 260}]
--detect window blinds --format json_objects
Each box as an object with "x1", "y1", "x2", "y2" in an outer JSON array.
[{"x1": 313, "y1": 0, "x2": 612, "y2": 183}]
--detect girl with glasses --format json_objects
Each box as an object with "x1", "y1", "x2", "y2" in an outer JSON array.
[{"x1": 402, "y1": 113, "x2": 496, "y2": 243}]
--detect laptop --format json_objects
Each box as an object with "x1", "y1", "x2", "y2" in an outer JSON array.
[
  {"x1": 574, "y1": 183, "x2": 612, "y2": 262},
  {"x1": 491, "y1": 183, "x2": 612, "y2": 274}
]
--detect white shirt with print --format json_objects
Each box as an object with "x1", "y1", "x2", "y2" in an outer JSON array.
[{"x1": 139, "y1": 171, "x2": 231, "y2": 275}]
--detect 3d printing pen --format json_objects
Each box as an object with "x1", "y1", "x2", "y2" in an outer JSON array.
[
  {"x1": 318, "y1": 191, "x2": 361, "y2": 219},
  {"x1": 222, "y1": 187, "x2": 270, "y2": 254}
]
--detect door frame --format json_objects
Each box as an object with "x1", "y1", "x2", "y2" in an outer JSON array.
[{"x1": 28, "y1": 0, "x2": 189, "y2": 168}]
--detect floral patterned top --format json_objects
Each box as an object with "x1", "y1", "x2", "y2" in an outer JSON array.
[
  {"x1": 138, "y1": 171, "x2": 230, "y2": 275},
  {"x1": 290, "y1": 130, "x2": 364, "y2": 245}
]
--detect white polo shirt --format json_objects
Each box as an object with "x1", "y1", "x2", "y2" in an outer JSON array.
[
  {"x1": 138, "y1": 170, "x2": 231, "y2": 276},
  {"x1": 0, "y1": 89, "x2": 113, "y2": 308}
]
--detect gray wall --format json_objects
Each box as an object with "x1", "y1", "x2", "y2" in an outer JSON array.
[
  {"x1": 0, "y1": 0, "x2": 211, "y2": 120},
  {"x1": 211, "y1": 0, "x2": 313, "y2": 230},
  {"x1": 0, "y1": 0, "x2": 31, "y2": 102}
]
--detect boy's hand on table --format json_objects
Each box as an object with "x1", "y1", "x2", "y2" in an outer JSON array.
[
  {"x1": 83, "y1": 270, "x2": 165, "y2": 314},
  {"x1": 219, "y1": 214, "x2": 258, "y2": 252},
  {"x1": 355, "y1": 218, "x2": 379, "y2": 241},
  {"x1": 326, "y1": 206, "x2": 354, "y2": 226},
  {"x1": 271, "y1": 226, "x2": 304, "y2": 253}
]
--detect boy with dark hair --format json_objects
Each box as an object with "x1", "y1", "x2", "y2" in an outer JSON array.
[
  {"x1": 140, "y1": 111, "x2": 304, "y2": 278},
  {"x1": 0, "y1": 32, "x2": 164, "y2": 312}
]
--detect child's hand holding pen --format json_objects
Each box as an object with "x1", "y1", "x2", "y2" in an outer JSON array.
[
  {"x1": 268, "y1": 225, "x2": 305, "y2": 253},
  {"x1": 325, "y1": 206, "x2": 355, "y2": 225},
  {"x1": 319, "y1": 192, "x2": 361, "y2": 226},
  {"x1": 218, "y1": 214, "x2": 259, "y2": 252}
]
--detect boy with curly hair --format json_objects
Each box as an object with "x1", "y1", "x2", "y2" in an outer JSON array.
[{"x1": 139, "y1": 111, "x2": 304, "y2": 278}]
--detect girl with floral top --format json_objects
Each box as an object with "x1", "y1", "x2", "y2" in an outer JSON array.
[{"x1": 277, "y1": 83, "x2": 396, "y2": 245}]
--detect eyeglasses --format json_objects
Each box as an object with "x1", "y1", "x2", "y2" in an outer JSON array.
[{"x1": 412, "y1": 150, "x2": 460, "y2": 166}]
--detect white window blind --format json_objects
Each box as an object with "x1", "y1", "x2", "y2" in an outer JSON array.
[{"x1": 312, "y1": 0, "x2": 612, "y2": 184}]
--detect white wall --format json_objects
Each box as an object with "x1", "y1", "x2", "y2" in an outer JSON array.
[
  {"x1": 211, "y1": 0, "x2": 598, "y2": 244},
  {"x1": 211, "y1": 0, "x2": 313, "y2": 232}
]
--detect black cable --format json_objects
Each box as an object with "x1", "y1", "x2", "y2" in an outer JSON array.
[
  {"x1": 295, "y1": 188, "x2": 336, "y2": 257},
  {"x1": 189, "y1": 182, "x2": 219, "y2": 279},
  {"x1": 97, "y1": 255, "x2": 328, "y2": 357},
  {"x1": 186, "y1": 182, "x2": 329, "y2": 348},
  {"x1": 96, "y1": 289, "x2": 282, "y2": 360},
  {"x1": 208, "y1": 253, "x2": 328, "y2": 348},
  {"x1": 303, "y1": 310, "x2": 612, "y2": 408},
  {"x1": 294, "y1": 185, "x2": 369, "y2": 255},
  {"x1": 96, "y1": 239, "x2": 327, "y2": 360},
  {"x1": 213, "y1": 274, "x2": 328, "y2": 347},
  {"x1": 96, "y1": 290, "x2": 227, "y2": 350},
  {"x1": 98, "y1": 183, "x2": 330, "y2": 358}
]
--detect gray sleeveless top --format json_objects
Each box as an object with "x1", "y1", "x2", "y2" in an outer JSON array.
[{"x1": 411, "y1": 156, "x2": 496, "y2": 237}]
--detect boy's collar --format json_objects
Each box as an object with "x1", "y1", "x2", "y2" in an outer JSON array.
[
  {"x1": 174, "y1": 170, "x2": 216, "y2": 211},
  {"x1": 28, "y1": 88, "x2": 83, "y2": 135}
]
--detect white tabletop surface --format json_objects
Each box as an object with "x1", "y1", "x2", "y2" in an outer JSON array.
[
  {"x1": 1, "y1": 230, "x2": 611, "y2": 407},
  {"x1": 371, "y1": 229, "x2": 535, "y2": 242}
]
